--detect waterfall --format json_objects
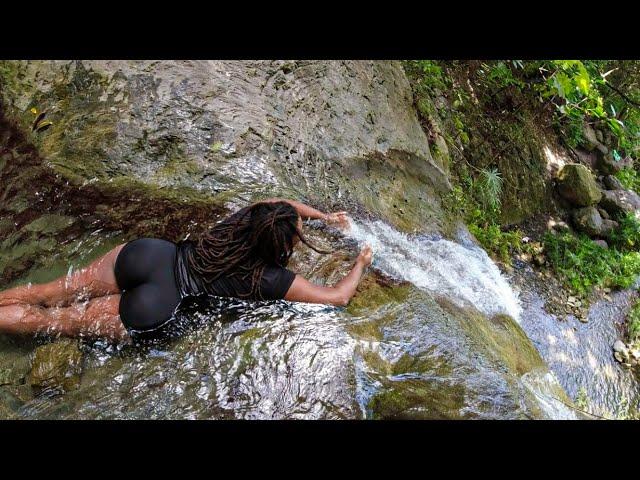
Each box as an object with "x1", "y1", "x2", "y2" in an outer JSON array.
[{"x1": 346, "y1": 220, "x2": 522, "y2": 321}]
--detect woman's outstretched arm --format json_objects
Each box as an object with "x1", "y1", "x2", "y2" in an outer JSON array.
[
  {"x1": 284, "y1": 245, "x2": 373, "y2": 306},
  {"x1": 262, "y1": 197, "x2": 349, "y2": 228}
]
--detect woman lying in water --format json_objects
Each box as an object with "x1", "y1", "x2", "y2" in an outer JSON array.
[{"x1": 0, "y1": 199, "x2": 373, "y2": 342}]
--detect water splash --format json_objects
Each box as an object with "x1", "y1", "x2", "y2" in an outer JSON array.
[{"x1": 346, "y1": 220, "x2": 522, "y2": 321}]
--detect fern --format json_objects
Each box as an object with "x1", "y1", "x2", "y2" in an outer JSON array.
[{"x1": 475, "y1": 167, "x2": 503, "y2": 211}]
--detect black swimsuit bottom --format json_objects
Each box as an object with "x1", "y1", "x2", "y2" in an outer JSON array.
[
  {"x1": 114, "y1": 238, "x2": 182, "y2": 337},
  {"x1": 113, "y1": 236, "x2": 296, "y2": 338}
]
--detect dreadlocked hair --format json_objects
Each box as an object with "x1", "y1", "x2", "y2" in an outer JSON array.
[{"x1": 184, "y1": 201, "x2": 330, "y2": 300}]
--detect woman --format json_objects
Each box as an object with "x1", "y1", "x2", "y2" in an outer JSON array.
[{"x1": 0, "y1": 198, "x2": 373, "y2": 342}]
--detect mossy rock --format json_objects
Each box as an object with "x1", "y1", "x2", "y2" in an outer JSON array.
[
  {"x1": 346, "y1": 277, "x2": 412, "y2": 315},
  {"x1": 436, "y1": 298, "x2": 545, "y2": 377},
  {"x1": 359, "y1": 348, "x2": 392, "y2": 375},
  {"x1": 28, "y1": 338, "x2": 83, "y2": 393},
  {"x1": 345, "y1": 319, "x2": 384, "y2": 342},
  {"x1": 391, "y1": 351, "x2": 452, "y2": 377},
  {"x1": 23, "y1": 215, "x2": 75, "y2": 235},
  {"x1": 557, "y1": 164, "x2": 602, "y2": 207},
  {"x1": 368, "y1": 377, "x2": 467, "y2": 419}
]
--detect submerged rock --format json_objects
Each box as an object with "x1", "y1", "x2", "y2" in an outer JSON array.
[
  {"x1": 557, "y1": 164, "x2": 602, "y2": 207},
  {"x1": 28, "y1": 339, "x2": 83, "y2": 392}
]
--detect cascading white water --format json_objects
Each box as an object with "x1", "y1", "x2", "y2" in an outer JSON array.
[
  {"x1": 346, "y1": 220, "x2": 522, "y2": 321},
  {"x1": 345, "y1": 219, "x2": 578, "y2": 419}
]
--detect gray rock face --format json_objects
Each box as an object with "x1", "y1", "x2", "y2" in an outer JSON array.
[
  {"x1": 604, "y1": 175, "x2": 624, "y2": 190},
  {"x1": 556, "y1": 164, "x2": 602, "y2": 207},
  {"x1": 600, "y1": 189, "x2": 640, "y2": 217},
  {"x1": 593, "y1": 239, "x2": 608, "y2": 249},
  {"x1": 595, "y1": 129, "x2": 604, "y2": 143},
  {"x1": 582, "y1": 123, "x2": 599, "y2": 151},
  {"x1": 571, "y1": 206, "x2": 603, "y2": 236},
  {"x1": 0, "y1": 60, "x2": 450, "y2": 232}
]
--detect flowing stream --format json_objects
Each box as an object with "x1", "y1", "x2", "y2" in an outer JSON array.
[{"x1": 1, "y1": 210, "x2": 638, "y2": 418}]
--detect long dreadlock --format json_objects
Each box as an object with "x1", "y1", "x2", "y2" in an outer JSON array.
[{"x1": 184, "y1": 201, "x2": 329, "y2": 300}]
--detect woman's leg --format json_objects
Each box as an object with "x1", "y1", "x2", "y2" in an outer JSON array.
[
  {"x1": 0, "y1": 294, "x2": 128, "y2": 342},
  {"x1": 0, "y1": 244, "x2": 126, "y2": 308}
]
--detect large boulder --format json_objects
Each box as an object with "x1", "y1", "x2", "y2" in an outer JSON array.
[
  {"x1": 600, "y1": 189, "x2": 640, "y2": 217},
  {"x1": 0, "y1": 60, "x2": 451, "y2": 233},
  {"x1": 556, "y1": 164, "x2": 602, "y2": 207}
]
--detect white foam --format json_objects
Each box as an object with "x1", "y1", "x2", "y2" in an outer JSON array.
[{"x1": 346, "y1": 220, "x2": 522, "y2": 321}]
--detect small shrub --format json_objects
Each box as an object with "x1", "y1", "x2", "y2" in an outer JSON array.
[
  {"x1": 609, "y1": 213, "x2": 640, "y2": 251},
  {"x1": 615, "y1": 168, "x2": 640, "y2": 193},
  {"x1": 543, "y1": 231, "x2": 640, "y2": 295},
  {"x1": 628, "y1": 301, "x2": 640, "y2": 342}
]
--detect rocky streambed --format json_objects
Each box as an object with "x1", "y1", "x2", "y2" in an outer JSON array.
[{"x1": 1, "y1": 60, "x2": 638, "y2": 419}]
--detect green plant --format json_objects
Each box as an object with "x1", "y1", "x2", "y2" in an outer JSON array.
[
  {"x1": 468, "y1": 223, "x2": 523, "y2": 264},
  {"x1": 609, "y1": 213, "x2": 640, "y2": 251},
  {"x1": 574, "y1": 387, "x2": 589, "y2": 411},
  {"x1": 444, "y1": 169, "x2": 523, "y2": 264},
  {"x1": 475, "y1": 167, "x2": 503, "y2": 212},
  {"x1": 628, "y1": 300, "x2": 640, "y2": 342},
  {"x1": 410, "y1": 60, "x2": 447, "y2": 93},
  {"x1": 615, "y1": 168, "x2": 640, "y2": 192},
  {"x1": 543, "y1": 231, "x2": 640, "y2": 295},
  {"x1": 477, "y1": 61, "x2": 526, "y2": 91}
]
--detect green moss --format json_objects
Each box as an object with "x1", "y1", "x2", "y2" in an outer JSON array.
[
  {"x1": 23, "y1": 215, "x2": 75, "y2": 235},
  {"x1": 28, "y1": 339, "x2": 83, "y2": 393},
  {"x1": 391, "y1": 352, "x2": 452, "y2": 377},
  {"x1": 368, "y1": 377, "x2": 467, "y2": 420},
  {"x1": 359, "y1": 349, "x2": 392, "y2": 375},
  {"x1": 346, "y1": 279, "x2": 412, "y2": 316},
  {"x1": 345, "y1": 320, "x2": 384, "y2": 342},
  {"x1": 437, "y1": 298, "x2": 545, "y2": 376}
]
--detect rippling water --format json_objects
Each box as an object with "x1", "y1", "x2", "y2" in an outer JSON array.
[
  {"x1": 347, "y1": 220, "x2": 522, "y2": 320},
  {"x1": 2, "y1": 219, "x2": 636, "y2": 419},
  {"x1": 517, "y1": 275, "x2": 640, "y2": 419}
]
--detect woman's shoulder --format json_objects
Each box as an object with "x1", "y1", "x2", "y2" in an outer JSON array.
[{"x1": 260, "y1": 264, "x2": 296, "y2": 300}]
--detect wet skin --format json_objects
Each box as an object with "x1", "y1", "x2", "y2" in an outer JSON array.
[{"x1": 0, "y1": 201, "x2": 369, "y2": 342}]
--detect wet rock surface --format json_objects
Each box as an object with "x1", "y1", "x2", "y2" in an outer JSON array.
[
  {"x1": 0, "y1": 61, "x2": 601, "y2": 419},
  {"x1": 27, "y1": 338, "x2": 83, "y2": 393},
  {"x1": 0, "y1": 60, "x2": 450, "y2": 233}
]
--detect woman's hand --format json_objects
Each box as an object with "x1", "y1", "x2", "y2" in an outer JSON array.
[
  {"x1": 325, "y1": 211, "x2": 350, "y2": 229},
  {"x1": 357, "y1": 244, "x2": 373, "y2": 267}
]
